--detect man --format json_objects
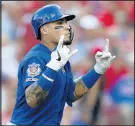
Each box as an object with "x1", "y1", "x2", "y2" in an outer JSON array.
[{"x1": 7, "y1": 4, "x2": 115, "y2": 125}]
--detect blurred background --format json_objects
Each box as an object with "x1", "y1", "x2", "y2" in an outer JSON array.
[{"x1": 2, "y1": 1, "x2": 134, "y2": 125}]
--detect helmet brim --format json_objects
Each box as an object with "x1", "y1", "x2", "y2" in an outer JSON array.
[{"x1": 60, "y1": 14, "x2": 75, "y2": 21}]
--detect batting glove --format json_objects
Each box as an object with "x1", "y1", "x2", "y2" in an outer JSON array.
[
  {"x1": 94, "y1": 39, "x2": 116, "y2": 74},
  {"x1": 46, "y1": 35, "x2": 78, "y2": 71}
]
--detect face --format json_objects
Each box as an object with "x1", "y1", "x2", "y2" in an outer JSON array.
[{"x1": 40, "y1": 19, "x2": 72, "y2": 45}]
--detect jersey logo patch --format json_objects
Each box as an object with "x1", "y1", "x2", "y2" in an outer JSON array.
[{"x1": 27, "y1": 63, "x2": 41, "y2": 77}]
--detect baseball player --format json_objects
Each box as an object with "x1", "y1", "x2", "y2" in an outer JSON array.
[{"x1": 7, "y1": 4, "x2": 115, "y2": 125}]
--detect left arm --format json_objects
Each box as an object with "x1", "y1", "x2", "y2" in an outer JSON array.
[
  {"x1": 67, "y1": 39, "x2": 116, "y2": 103},
  {"x1": 73, "y1": 68, "x2": 101, "y2": 101}
]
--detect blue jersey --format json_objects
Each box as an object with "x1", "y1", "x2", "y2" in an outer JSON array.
[{"x1": 10, "y1": 43, "x2": 75, "y2": 125}]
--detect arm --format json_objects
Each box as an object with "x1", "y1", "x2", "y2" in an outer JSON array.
[
  {"x1": 25, "y1": 82, "x2": 48, "y2": 108},
  {"x1": 73, "y1": 77, "x2": 88, "y2": 100},
  {"x1": 25, "y1": 67, "x2": 56, "y2": 108},
  {"x1": 68, "y1": 39, "x2": 116, "y2": 103},
  {"x1": 73, "y1": 68, "x2": 101, "y2": 102}
]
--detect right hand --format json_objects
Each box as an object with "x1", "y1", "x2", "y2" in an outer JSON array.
[{"x1": 46, "y1": 35, "x2": 78, "y2": 71}]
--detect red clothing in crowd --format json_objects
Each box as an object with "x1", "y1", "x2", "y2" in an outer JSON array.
[
  {"x1": 98, "y1": 10, "x2": 115, "y2": 27},
  {"x1": 22, "y1": 1, "x2": 45, "y2": 55},
  {"x1": 104, "y1": 64, "x2": 129, "y2": 92}
]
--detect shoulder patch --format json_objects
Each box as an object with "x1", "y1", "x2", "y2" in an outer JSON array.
[{"x1": 27, "y1": 62, "x2": 41, "y2": 77}]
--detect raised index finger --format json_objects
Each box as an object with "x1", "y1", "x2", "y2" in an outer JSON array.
[
  {"x1": 103, "y1": 39, "x2": 109, "y2": 52},
  {"x1": 57, "y1": 35, "x2": 64, "y2": 50}
]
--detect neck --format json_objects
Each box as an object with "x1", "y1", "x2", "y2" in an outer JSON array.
[{"x1": 40, "y1": 38, "x2": 55, "y2": 51}]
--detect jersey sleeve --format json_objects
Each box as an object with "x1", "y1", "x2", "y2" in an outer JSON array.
[
  {"x1": 66, "y1": 62, "x2": 76, "y2": 107},
  {"x1": 22, "y1": 57, "x2": 45, "y2": 89},
  {"x1": 66, "y1": 76, "x2": 76, "y2": 107}
]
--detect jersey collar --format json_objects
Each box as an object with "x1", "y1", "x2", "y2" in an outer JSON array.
[{"x1": 38, "y1": 43, "x2": 53, "y2": 54}]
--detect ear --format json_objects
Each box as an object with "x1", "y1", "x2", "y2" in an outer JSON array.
[{"x1": 40, "y1": 26, "x2": 48, "y2": 35}]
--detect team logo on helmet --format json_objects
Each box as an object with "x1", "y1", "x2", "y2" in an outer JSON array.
[
  {"x1": 50, "y1": 13, "x2": 55, "y2": 18},
  {"x1": 27, "y1": 63, "x2": 41, "y2": 77}
]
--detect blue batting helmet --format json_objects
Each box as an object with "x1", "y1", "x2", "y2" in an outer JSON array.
[{"x1": 31, "y1": 4, "x2": 75, "y2": 39}]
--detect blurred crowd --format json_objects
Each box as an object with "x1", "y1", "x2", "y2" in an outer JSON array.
[{"x1": 2, "y1": 1, "x2": 134, "y2": 125}]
